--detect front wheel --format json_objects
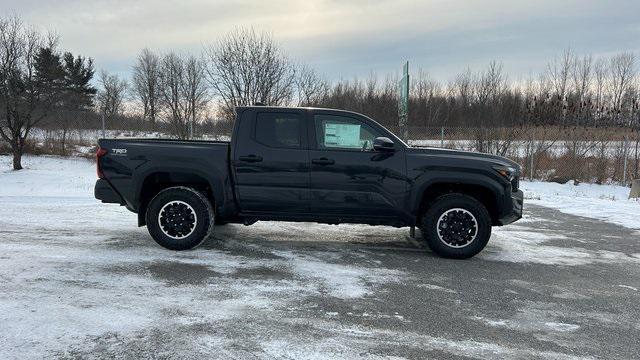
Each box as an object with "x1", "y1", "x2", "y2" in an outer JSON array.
[
  {"x1": 145, "y1": 186, "x2": 215, "y2": 250},
  {"x1": 419, "y1": 193, "x2": 491, "y2": 259}
]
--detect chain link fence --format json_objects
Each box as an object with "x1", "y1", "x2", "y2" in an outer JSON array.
[{"x1": 394, "y1": 126, "x2": 639, "y2": 186}]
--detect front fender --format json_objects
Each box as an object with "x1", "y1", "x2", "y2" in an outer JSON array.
[{"x1": 409, "y1": 168, "x2": 507, "y2": 215}]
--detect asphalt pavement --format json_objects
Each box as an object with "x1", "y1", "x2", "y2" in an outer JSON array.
[{"x1": 1, "y1": 202, "x2": 639, "y2": 359}]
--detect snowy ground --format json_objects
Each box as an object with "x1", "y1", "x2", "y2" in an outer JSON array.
[
  {"x1": 521, "y1": 181, "x2": 640, "y2": 230},
  {"x1": 1, "y1": 155, "x2": 639, "y2": 359}
]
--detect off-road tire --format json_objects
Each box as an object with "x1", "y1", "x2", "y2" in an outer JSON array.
[
  {"x1": 419, "y1": 193, "x2": 491, "y2": 259},
  {"x1": 146, "y1": 186, "x2": 214, "y2": 250}
]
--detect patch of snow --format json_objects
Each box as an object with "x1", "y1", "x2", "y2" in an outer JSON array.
[
  {"x1": 272, "y1": 250, "x2": 403, "y2": 299},
  {"x1": 472, "y1": 314, "x2": 580, "y2": 334},
  {"x1": 521, "y1": 180, "x2": 640, "y2": 230},
  {"x1": 417, "y1": 283, "x2": 457, "y2": 293},
  {"x1": 617, "y1": 285, "x2": 638, "y2": 291},
  {"x1": 262, "y1": 319, "x2": 590, "y2": 360},
  {"x1": 484, "y1": 229, "x2": 588, "y2": 265},
  {"x1": 484, "y1": 227, "x2": 640, "y2": 266},
  {"x1": 544, "y1": 322, "x2": 581, "y2": 332}
]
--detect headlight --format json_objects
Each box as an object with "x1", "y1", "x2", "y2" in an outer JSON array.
[{"x1": 493, "y1": 165, "x2": 516, "y2": 181}]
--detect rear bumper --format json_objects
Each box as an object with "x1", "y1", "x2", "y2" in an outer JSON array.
[
  {"x1": 95, "y1": 179, "x2": 124, "y2": 204},
  {"x1": 497, "y1": 190, "x2": 523, "y2": 225}
]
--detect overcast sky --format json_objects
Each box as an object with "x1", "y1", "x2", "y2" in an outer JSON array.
[{"x1": 2, "y1": 0, "x2": 639, "y2": 82}]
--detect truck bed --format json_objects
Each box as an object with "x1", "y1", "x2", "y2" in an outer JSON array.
[{"x1": 97, "y1": 138, "x2": 236, "y2": 220}]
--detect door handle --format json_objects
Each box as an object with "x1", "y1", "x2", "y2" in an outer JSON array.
[
  {"x1": 312, "y1": 158, "x2": 334, "y2": 165},
  {"x1": 239, "y1": 155, "x2": 263, "y2": 163}
]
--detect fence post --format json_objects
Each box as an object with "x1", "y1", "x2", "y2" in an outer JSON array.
[
  {"x1": 530, "y1": 151, "x2": 534, "y2": 180},
  {"x1": 101, "y1": 113, "x2": 106, "y2": 139},
  {"x1": 440, "y1": 127, "x2": 444, "y2": 148},
  {"x1": 623, "y1": 135, "x2": 629, "y2": 185}
]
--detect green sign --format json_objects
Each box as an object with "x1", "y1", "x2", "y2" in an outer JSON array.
[{"x1": 398, "y1": 61, "x2": 409, "y2": 141}]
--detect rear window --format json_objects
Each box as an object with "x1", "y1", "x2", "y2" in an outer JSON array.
[{"x1": 255, "y1": 113, "x2": 302, "y2": 149}]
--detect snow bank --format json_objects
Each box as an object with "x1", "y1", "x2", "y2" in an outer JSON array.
[
  {"x1": 0, "y1": 155, "x2": 96, "y2": 197},
  {"x1": 521, "y1": 181, "x2": 640, "y2": 230}
]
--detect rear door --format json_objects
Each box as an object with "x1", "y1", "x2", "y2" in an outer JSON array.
[
  {"x1": 232, "y1": 109, "x2": 310, "y2": 213},
  {"x1": 308, "y1": 112, "x2": 407, "y2": 219}
]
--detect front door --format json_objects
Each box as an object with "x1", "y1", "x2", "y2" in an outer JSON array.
[
  {"x1": 233, "y1": 110, "x2": 309, "y2": 213},
  {"x1": 308, "y1": 113, "x2": 407, "y2": 219}
]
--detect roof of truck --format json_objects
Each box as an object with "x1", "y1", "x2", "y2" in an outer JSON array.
[{"x1": 235, "y1": 105, "x2": 368, "y2": 117}]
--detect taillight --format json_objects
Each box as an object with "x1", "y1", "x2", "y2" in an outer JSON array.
[{"x1": 96, "y1": 147, "x2": 108, "y2": 179}]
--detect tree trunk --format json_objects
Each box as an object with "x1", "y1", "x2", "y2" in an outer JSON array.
[
  {"x1": 12, "y1": 147, "x2": 23, "y2": 170},
  {"x1": 61, "y1": 128, "x2": 67, "y2": 155}
]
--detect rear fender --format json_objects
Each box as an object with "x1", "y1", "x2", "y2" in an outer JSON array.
[{"x1": 134, "y1": 165, "x2": 225, "y2": 225}]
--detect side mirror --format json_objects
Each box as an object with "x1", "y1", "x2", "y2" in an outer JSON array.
[{"x1": 373, "y1": 137, "x2": 395, "y2": 152}]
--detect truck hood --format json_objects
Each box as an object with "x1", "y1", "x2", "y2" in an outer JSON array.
[{"x1": 407, "y1": 147, "x2": 521, "y2": 172}]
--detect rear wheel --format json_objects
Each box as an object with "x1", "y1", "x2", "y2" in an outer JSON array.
[
  {"x1": 419, "y1": 193, "x2": 491, "y2": 259},
  {"x1": 146, "y1": 186, "x2": 214, "y2": 250}
]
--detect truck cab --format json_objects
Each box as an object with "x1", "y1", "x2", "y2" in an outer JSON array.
[{"x1": 232, "y1": 106, "x2": 411, "y2": 225}]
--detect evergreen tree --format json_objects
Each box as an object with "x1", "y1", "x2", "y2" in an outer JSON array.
[
  {"x1": 62, "y1": 52, "x2": 96, "y2": 110},
  {"x1": 33, "y1": 46, "x2": 65, "y2": 101}
]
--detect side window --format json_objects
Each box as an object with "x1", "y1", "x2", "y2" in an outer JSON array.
[
  {"x1": 314, "y1": 114, "x2": 381, "y2": 151},
  {"x1": 255, "y1": 112, "x2": 302, "y2": 149}
]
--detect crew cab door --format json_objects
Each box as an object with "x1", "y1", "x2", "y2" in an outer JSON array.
[
  {"x1": 308, "y1": 112, "x2": 407, "y2": 219},
  {"x1": 232, "y1": 109, "x2": 310, "y2": 213}
]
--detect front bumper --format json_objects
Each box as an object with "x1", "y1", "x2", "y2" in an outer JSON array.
[
  {"x1": 95, "y1": 179, "x2": 124, "y2": 204},
  {"x1": 498, "y1": 190, "x2": 523, "y2": 225}
]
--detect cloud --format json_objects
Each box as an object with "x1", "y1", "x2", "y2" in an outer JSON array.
[{"x1": 2, "y1": 0, "x2": 638, "y2": 80}]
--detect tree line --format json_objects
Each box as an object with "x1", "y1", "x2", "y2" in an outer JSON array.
[
  {"x1": 313, "y1": 51, "x2": 638, "y2": 131},
  {"x1": 88, "y1": 39, "x2": 640, "y2": 135},
  {"x1": 2, "y1": 15, "x2": 639, "y2": 171}
]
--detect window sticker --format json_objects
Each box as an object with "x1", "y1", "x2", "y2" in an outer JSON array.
[{"x1": 324, "y1": 122, "x2": 361, "y2": 148}]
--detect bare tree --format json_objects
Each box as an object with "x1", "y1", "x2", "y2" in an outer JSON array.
[
  {"x1": 411, "y1": 69, "x2": 442, "y2": 127},
  {"x1": 0, "y1": 16, "x2": 52, "y2": 170},
  {"x1": 96, "y1": 70, "x2": 128, "y2": 120},
  {"x1": 572, "y1": 54, "x2": 592, "y2": 102},
  {"x1": 593, "y1": 57, "x2": 608, "y2": 118},
  {"x1": 183, "y1": 55, "x2": 209, "y2": 138},
  {"x1": 132, "y1": 48, "x2": 160, "y2": 129},
  {"x1": 158, "y1": 53, "x2": 187, "y2": 138},
  {"x1": 204, "y1": 28, "x2": 295, "y2": 119},
  {"x1": 476, "y1": 61, "x2": 506, "y2": 105},
  {"x1": 453, "y1": 68, "x2": 475, "y2": 106},
  {"x1": 609, "y1": 52, "x2": 636, "y2": 124},
  {"x1": 547, "y1": 48, "x2": 574, "y2": 100},
  {"x1": 296, "y1": 65, "x2": 327, "y2": 106},
  {"x1": 157, "y1": 53, "x2": 208, "y2": 139}
]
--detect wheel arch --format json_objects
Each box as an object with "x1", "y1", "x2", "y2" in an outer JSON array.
[
  {"x1": 136, "y1": 170, "x2": 218, "y2": 226},
  {"x1": 414, "y1": 177, "x2": 503, "y2": 225}
]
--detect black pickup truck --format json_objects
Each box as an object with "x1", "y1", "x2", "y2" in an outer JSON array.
[{"x1": 95, "y1": 106, "x2": 523, "y2": 258}]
